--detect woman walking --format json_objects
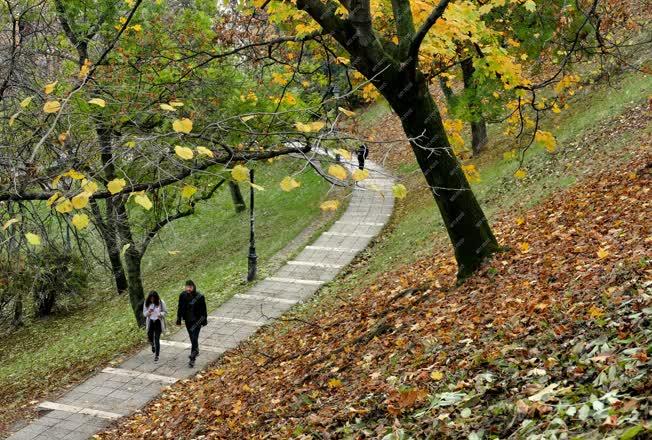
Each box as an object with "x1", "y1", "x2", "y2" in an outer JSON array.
[{"x1": 143, "y1": 291, "x2": 167, "y2": 362}]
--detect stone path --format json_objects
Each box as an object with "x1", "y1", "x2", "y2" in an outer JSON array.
[{"x1": 6, "y1": 158, "x2": 394, "y2": 440}]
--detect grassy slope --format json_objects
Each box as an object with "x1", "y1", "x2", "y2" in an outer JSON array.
[
  {"x1": 98, "y1": 68, "x2": 651, "y2": 438},
  {"x1": 0, "y1": 159, "x2": 332, "y2": 430}
]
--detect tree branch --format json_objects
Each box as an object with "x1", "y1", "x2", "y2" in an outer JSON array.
[{"x1": 407, "y1": 0, "x2": 450, "y2": 70}]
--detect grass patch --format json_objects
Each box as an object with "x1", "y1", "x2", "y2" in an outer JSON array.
[{"x1": 0, "y1": 158, "x2": 331, "y2": 425}]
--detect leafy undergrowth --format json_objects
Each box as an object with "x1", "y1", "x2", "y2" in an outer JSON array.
[{"x1": 99, "y1": 148, "x2": 651, "y2": 438}]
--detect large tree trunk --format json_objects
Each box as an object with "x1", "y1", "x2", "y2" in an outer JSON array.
[
  {"x1": 384, "y1": 72, "x2": 499, "y2": 277},
  {"x1": 228, "y1": 181, "x2": 246, "y2": 213},
  {"x1": 90, "y1": 199, "x2": 128, "y2": 294},
  {"x1": 460, "y1": 58, "x2": 488, "y2": 155}
]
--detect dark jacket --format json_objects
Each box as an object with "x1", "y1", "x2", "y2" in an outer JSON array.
[
  {"x1": 176, "y1": 291, "x2": 207, "y2": 326},
  {"x1": 357, "y1": 144, "x2": 369, "y2": 159}
]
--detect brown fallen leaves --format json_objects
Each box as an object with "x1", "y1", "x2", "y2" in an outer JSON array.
[{"x1": 99, "y1": 153, "x2": 651, "y2": 439}]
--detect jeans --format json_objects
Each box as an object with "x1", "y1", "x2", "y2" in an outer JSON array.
[
  {"x1": 186, "y1": 321, "x2": 202, "y2": 359},
  {"x1": 357, "y1": 154, "x2": 365, "y2": 170},
  {"x1": 147, "y1": 319, "x2": 162, "y2": 356}
]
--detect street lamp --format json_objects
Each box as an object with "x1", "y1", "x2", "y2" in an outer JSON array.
[{"x1": 246, "y1": 168, "x2": 257, "y2": 282}]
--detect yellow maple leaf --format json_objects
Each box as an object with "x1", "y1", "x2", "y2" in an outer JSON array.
[
  {"x1": 88, "y1": 98, "x2": 106, "y2": 108},
  {"x1": 588, "y1": 305, "x2": 604, "y2": 319},
  {"x1": 71, "y1": 192, "x2": 90, "y2": 210},
  {"x1": 294, "y1": 121, "x2": 325, "y2": 133},
  {"x1": 515, "y1": 217, "x2": 525, "y2": 226},
  {"x1": 107, "y1": 178, "x2": 126, "y2": 195},
  {"x1": 597, "y1": 248, "x2": 609, "y2": 259},
  {"x1": 47, "y1": 193, "x2": 60, "y2": 207},
  {"x1": 172, "y1": 118, "x2": 193, "y2": 134},
  {"x1": 55, "y1": 198, "x2": 73, "y2": 214},
  {"x1": 327, "y1": 378, "x2": 343, "y2": 389},
  {"x1": 328, "y1": 164, "x2": 348, "y2": 180},
  {"x1": 174, "y1": 145, "x2": 194, "y2": 160},
  {"x1": 514, "y1": 168, "x2": 527, "y2": 180},
  {"x1": 196, "y1": 146, "x2": 214, "y2": 158},
  {"x1": 352, "y1": 169, "x2": 369, "y2": 181},
  {"x1": 44, "y1": 81, "x2": 57, "y2": 94},
  {"x1": 535, "y1": 130, "x2": 557, "y2": 153},
  {"x1": 25, "y1": 233, "x2": 41, "y2": 246},
  {"x1": 392, "y1": 184, "x2": 407, "y2": 199},
  {"x1": 134, "y1": 193, "x2": 153, "y2": 210},
  {"x1": 430, "y1": 370, "x2": 444, "y2": 381},
  {"x1": 43, "y1": 100, "x2": 61, "y2": 114},
  {"x1": 231, "y1": 165, "x2": 250, "y2": 182},
  {"x1": 320, "y1": 200, "x2": 339, "y2": 211},
  {"x1": 279, "y1": 176, "x2": 300, "y2": 192},
  {"x1": 180, "y1": 185, "x2": 197, "y2": 199},
  {"x1": 71, "y1": 213, "x2": 90, "y2": 230}
]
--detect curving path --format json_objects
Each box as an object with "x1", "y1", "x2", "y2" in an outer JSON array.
[{"x1": 6, "y1": 157, "x2": 394, "y2": 440}]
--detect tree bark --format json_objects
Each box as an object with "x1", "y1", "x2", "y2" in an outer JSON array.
[
  {"x1": 460, "y1": 58, "x2": 488, "y2": 155},
  {"x1": 383, "y1": 72, "x2": 499, "y2": 277},
  {"x1": 228, "y1": 181, "x2": 246, "y2": 213}
]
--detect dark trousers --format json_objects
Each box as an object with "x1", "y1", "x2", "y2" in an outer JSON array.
[
  {"x1": 357, "y1": 154, "x2": 365, "y2": 170},
  {"x1": 185, "y1": 321, "x2": 201, "y2": 359},
  {"x1": 147, "y1": 319, "x2": 162, "y2": 356}
]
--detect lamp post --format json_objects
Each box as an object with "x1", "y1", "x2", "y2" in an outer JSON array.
[{"x1": 246, "y1": 168, "x2": 257, "y2": 282}]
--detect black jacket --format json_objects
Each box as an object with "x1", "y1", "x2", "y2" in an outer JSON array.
[{"x1": 176, "y1": 291, "x2": 208, "y2": 326}]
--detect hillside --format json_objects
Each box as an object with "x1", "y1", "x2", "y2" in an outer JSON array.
[{"x1": 96, "y1": 72, "x2": 652, "y2": 439}]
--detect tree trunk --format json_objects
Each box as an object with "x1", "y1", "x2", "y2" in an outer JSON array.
[
  {"x1": 114, "y1": 199, "x2": 145, "y2": 326},
  {"x1": 384, "y1": 72, "x2": 499, "y2": 278},
  {"x1": 228, "y1": 181, "x2": 246, "y2": 213},
  {"x1": 460, "y1": 58, "x2": 488, "y2": 155},
  {"x1": 90, "y1": 199, "x2": 128, "y2": 294},
  {"x1": 12, "y1": 291, "x2": 23, "y2": 327}
]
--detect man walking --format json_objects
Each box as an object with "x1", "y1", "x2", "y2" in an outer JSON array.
[
  {"x1": 176, "y1": 280, "x2": 208, "y2": 367},
  {"x1": 356, "y1": 143, "x2": 369, "y2": 170}
]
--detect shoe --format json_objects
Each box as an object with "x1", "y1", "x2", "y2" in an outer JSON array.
[
  {"x1": 154, "y1": 355, "x2": 159, "y2": 362},
  {"x1": 188, "y1": 360, "x2": 195, "y2": 368}
]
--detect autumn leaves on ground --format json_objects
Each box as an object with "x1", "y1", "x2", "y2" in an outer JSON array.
[{"x1": 96, "y1": 91, "x2": 652, "y2": 437}]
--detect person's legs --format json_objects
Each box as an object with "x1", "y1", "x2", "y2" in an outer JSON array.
[
  {"x1": 357, "y1": 154, "x2": 365, "y2": 170},
  {"x1": 186, "y1": 322, "x2": 199, "y2": 359},
  {"x1": 153, "y1": 320, "x2": 161, "y2": 358},
  {"x1": 147, "y1": 323, "x2": 155, "y2": 352}
]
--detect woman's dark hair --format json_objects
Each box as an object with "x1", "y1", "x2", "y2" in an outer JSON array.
[
  {"x1": 185, "y1": 280, "x2": 196, "y2": 293},
  {"x1": 145, "y1": 291, "x2": 160, "y2": 307}
]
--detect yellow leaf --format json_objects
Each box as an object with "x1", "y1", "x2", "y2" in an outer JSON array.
[
  {"x1": 335, "y1": 57, "x2": 350, "y2": 65},
  {"x1": 334, "y1": 149, "x2": 352, "y2": 160},
  {"x1": 294, "y1": 121, "x2": 325, "y2": 133},
  {"x1": 172, "y1": 118, "x2": 193, "y2": 134},
  {"x1": 55, "y1": 198, "x2": 73, "y2": 214},
  {"x1": 515, "y1": 217, "x2": 525, "y2": 226},
  {"x1": 81, "y1": 180, "x2": 98, "y2": 194},
  {"x1": 120, "y1": 243, "x2": 130, "y2": 258},
  {"x1": 588, "y1": 305, "x2": 604, "y2": 319},
  {"x1": 71, "y1": 192, "x2": 90, "y2": 210},
  {"x1": 169, "y1": 101, "x2": 184, "y2": 107},
  {"x1": 64, "y1": 169, "x2": 85, "y2": 180},
  {"x1": 535, "y1": 130, "x2": 557, "y2": 153},
  {"x1": 249, "y1": 182, "x2": 265, "y2": 191},
  {"x1": 320, "y1": 200, "x2": 339, "y2": 211},
  {"x1": 392, "y1": 184, "x2": 407, "y2": 199},
  {"x1": 88, "y1": 98, "x2": 106, "y2": 108},
  {"x1": 327, "y1": 378, "x2": 343, "y2": 389},
  {"x1": 174, "y1": 145, "x2": 194, "y2": 160},
  {"x1": 160, "y1": 103, "x2": 176, "y2": 111},
  {"x1": 71, "y1": 213, "x2": 90, "y2": 230},
  {"x1": 107, "y1": 178, "x2": 126, "y2": 195},
  {"x1": 20, "y1": 96, "x2": 33, "y2": 108},
  {"x1": 430, "y1": 371, "x2": 444, "y2": 381},
  {"x1": 462, "y1": 164, "x2": 481, "y2": 183},
  {"x1": 46, "y1": 193, "x2": 60, "y2": 207},
  {"x1": 43, "y1": 100, "x2": 61, "y2": 114},
  {"x1": 241, "y1": 115, "x2": 255, "y2": 122},
  {"x1": 181, "y1": 185, "x2": 197, "y2": 199},
  {"x1": 279, "y1": 176, "x2": 300, "y2": 192},
  {"x1": 9, "y1": 112, "x2": 18, "y2": 126},
  {"x1": 231, "y1": 165, "x2": 250, "y2": 182},
  {"x1": 597, "y1": 248, "x2": 609, "y2": 259},
  {"x1": 79, "y1": 59, "x2": 91, "y2": 79},
  {"x1": 524, "y1": 0, "x2": 536, "y2": 12},
  {"x1": 338, "y1": 107, "x2": 356, "y2": 117},
  {"x1": 131, "y1": 23, "x2": 142, "y2": 32},
  {"x1": 196, "y1": 146, "x2": 214, "y2": 158},
  {"x1": 2, "y1": 218, "x2": 19, "y2": 230},
  {"x1": 168, "y1": 250, "x2": 180, "y2": 255},
  {"x1": 328, "y1": 164, "x2": 348, "y2": 180},
  {"x1": 514, "y1": 168, "x2": 527, "y2": 180},
  {"x1": 503, "y1": 150, "x2": 517, "y2": 161},
  {"x1": 352, "y1": 169, "x2": 369, "y2": 181},
  {"x1": 518, "y1": 242, "x2": 530, "y2": 253},
  {"x1": 44, "y1": 81, "x2": 57, "y2": 94},
  {"x1": 134, "y1": 193, "x2": 153, "y2": 210},
  {"x1": 125, "y1": 140, "x2": 136, "y2": 148},
  {"x1": 25, "y1": 232, "x2": 41, "y2": 246}
]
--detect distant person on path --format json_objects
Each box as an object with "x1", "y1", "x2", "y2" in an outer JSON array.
[
  {"x1": 357, "y1": 143, "x2": 369, "y2": 170},
  {"x1": 176, "y1": 280, "x2": 208, "y2": 368},
  {"x1": 143, "y1": 291, "x2": 167, "y2": 362}
]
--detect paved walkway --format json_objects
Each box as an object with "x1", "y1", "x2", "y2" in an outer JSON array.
[{"x1": 6, "y1": 158, "x2": 394, "y2": 440}]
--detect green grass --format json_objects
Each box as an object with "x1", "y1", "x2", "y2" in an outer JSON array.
[{"x1": 0, "y1": 158, "x2": 331, "y2": 422}]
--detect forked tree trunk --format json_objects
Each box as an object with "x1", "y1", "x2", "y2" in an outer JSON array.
[
  {"x1": 228, "y1": 181, "x2": 246, "y2": 213},
  {"x1": 460, "y1": 58, "x2": 488, "y2": 155},
  {"x1": 384, "y1": 72, "x2": 499, "y2": 277}
]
